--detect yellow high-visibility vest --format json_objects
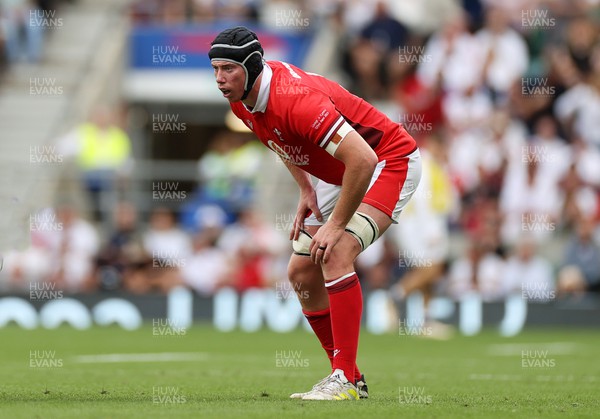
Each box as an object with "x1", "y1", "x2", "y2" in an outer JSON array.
[{"x1": 77, "y1": 123, "x2": 130, "y2": 170}]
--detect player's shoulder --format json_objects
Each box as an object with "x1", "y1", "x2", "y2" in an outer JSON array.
[{"x1": 267, "y1": 61, "x2": 331, "y2": 107}]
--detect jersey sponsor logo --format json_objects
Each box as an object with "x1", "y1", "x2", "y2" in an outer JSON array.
[{"x1": 267, "y1": 140, "x2": 309, "y2": 166}]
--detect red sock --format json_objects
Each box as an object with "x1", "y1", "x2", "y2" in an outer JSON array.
[
  {"x1": 325, "y1": 272, "x2": 362, "y2": 382},
  {"x1": 303, "y1": 307, "x2": 362, "y2": 382}
]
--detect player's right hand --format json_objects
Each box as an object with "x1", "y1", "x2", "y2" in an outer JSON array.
[{"x1": 290, "y1": 189, "x2": 323, "y2": 241}]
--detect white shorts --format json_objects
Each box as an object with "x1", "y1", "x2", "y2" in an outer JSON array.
[{"x1": 305, "y1": 148, "x2": 422, "y2": 226}]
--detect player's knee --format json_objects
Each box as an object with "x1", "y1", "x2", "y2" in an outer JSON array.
[
  {"x1": 322, "y1": 240, "x2": 360, "y2": 279},
  {"x1": 287, "y1": 257, "x2": 315, "y2": 285}
]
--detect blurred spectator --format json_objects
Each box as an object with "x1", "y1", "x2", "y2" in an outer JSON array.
[
  {"x1": 0, "y1": 208, "x2": 56, "y2": 290},
  {"x1": 500, "y1": 141, "x2": 562, "y2": 246},
  {"x1": 418, "y1": 12, "x2": 483, "y2": 94},
  {"x1": 557, "y1": 215, "x2": 600, "y2": 296},
  {"x1": 355, "y1": 236, "x2": 394, "y2": 290},
  {"x1": 122, "y1": 207, "x2": 189, "y2": 294},
  {"x1": 391, "y1": 135, "x2": 455, "y2": 305},
  {"x1": 260, "y1": 0, "x2": 308, "y2": 31},
  {"x1": 217, "y1": 208, "x2": 285, "y2": 292},
  {"x1": 94, "y1": 202, "x2": 143, "y2": 291},
  {"x1": 47, "y1": 205, "x2": 100, "y2": 293},
  {"x1": 502, "y1": 235, "x2": 555, "y2": 301},
  {"x1": 181, "y1": 227, "x2": 233, "y2": 296},
  {"x1": 558, "y1": 136, "x2": 600, "y2": 227},
  {"x1": 549, "y1": 15, "x2": 598, "y2": 87},
  {"x1": 554, "y1": 52, "x2": 600, "y2": 148},
  {"x1": 190, "y1": 132, "x2": 263, "y2": 225},
  {"x1": 143, "y1": 207, "x2": 192, "y2": 260},
  {"x1": 447, "y1": 240, "x2": 506, "y2": 302},
  {"x1": 1, "y1": 0, "x2": 44, "y2": 64},
  {"x1": 528, "y1": 114, "x2": 570, "y2": 184},
  {"x1": 345, "y1": 0, "x2": 408, "y2": 99},
  {"x1": 476, "y1": 6, "x2": 529, "y2": 105},
  {"x1": 58, "y1": 107, "x2": 133, "y2": 222}
]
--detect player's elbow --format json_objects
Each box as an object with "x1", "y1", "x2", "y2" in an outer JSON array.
[{"x1": 360, "y1": 148, "x2": 378, "y2": 173}]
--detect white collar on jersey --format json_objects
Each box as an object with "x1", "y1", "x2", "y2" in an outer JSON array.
[{"x1": 244, "y1": 62, "x2": 272, "y2": 114}]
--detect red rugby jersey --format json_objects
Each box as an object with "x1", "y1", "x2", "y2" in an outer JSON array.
[{"x1": 230, "y1": 60, "x2": 417, "y2": 185}]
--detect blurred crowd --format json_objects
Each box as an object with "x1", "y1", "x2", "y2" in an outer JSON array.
[
  {"x1": 0, "y1": 0, "x2": 70, "y2": 74},
  {"x1": 2, "y1": 0, "x2": 600, "y2": 304}
]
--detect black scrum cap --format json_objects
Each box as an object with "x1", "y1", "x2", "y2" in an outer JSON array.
[{"x1": 209, "y1": 27, "x2": 264, "y2": 100}]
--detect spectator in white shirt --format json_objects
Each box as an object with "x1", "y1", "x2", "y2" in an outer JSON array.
[
  {"x1": 503, "y1": 235, "x2": 555, "y2": 302},
  {"x1": 447, "y1": 241, "x2": 506, "y2": 302},
  {"x1": 476, "y1": 6, "x2": 529, "y2": 103},
  {"x1": 418, "y1": 12, "x2": 483, "y2": 94},
  {"x1": 554, "y1": 66, "x2": 600, "y2": 148},
  {"x1": 143, "y1": 207, "x2": 192, "y2": 262}
]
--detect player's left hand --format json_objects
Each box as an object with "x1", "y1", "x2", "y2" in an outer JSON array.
[{"x1": 309, "y1": 222, "x2": 345, "y2": 264}]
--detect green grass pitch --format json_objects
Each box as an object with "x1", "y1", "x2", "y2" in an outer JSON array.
[{"x1": 0, "y1": 324, "x2": 598, "y2": 418}]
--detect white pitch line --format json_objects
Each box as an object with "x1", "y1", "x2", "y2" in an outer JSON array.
[
  {"x1": 487, "y1": 342, "x2": 581, "y2": 356},
  {"x1": 72, "y1": 352, "x2": 209, "y2": 363}
]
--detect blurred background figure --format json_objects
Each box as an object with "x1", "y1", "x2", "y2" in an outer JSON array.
[
  {"x1": 58, "y1": 107, "x2": 133, "y2": 222},
  {"x1": 1, "y1": 0, "x2": 44, "y2": 64},
  {"x1": 217, "y1": 207, "x2": 285, "y2": 293},
  {"x1": 48, "y1": 204, "x2": 100, "y2": 293},
  {"x1": 502, "y1": 235, "x2": 555, "y2": 302},
  {"x1": 344, "y1": 0, "x2": 408, "y2": 99},
  {"x1": 391, "y1": 135, "x2": 455, "y2": 307},
  {"x1": 557, "y1": 215, "x2": 600, "y2": 297},
  {"x1": 94, "y1": 201, "x2": 143, "y2": 291},
  {"x1": 447, "y1": 239, "x2": 506, "y2": 302},
  {"x1": 476, "y1": 6, "x2": 529, "y2": 105},
  {"x1": 181, "y1": 226, "x2": 232, "y2": 296}
]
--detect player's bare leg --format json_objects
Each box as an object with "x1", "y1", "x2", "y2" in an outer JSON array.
[
  {"x1": 298, "y1": 203, "x2": 392, "y2": 400},
  {"x1": 287, "y1": 227, "x2": 366, "y2": 399}
]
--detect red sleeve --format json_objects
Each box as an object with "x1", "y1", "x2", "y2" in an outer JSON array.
[{"x1": 288, "y1": 92, "x2": 345, "y2": 150}]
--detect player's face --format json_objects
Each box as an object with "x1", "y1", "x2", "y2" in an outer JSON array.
[{"x1": 212, "y1": 61, "x2": 246, "y2": 102}]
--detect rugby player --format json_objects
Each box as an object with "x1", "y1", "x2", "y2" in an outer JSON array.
[{"x1": 209, "y1": 26, "x2": 421, "y2": 400}]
